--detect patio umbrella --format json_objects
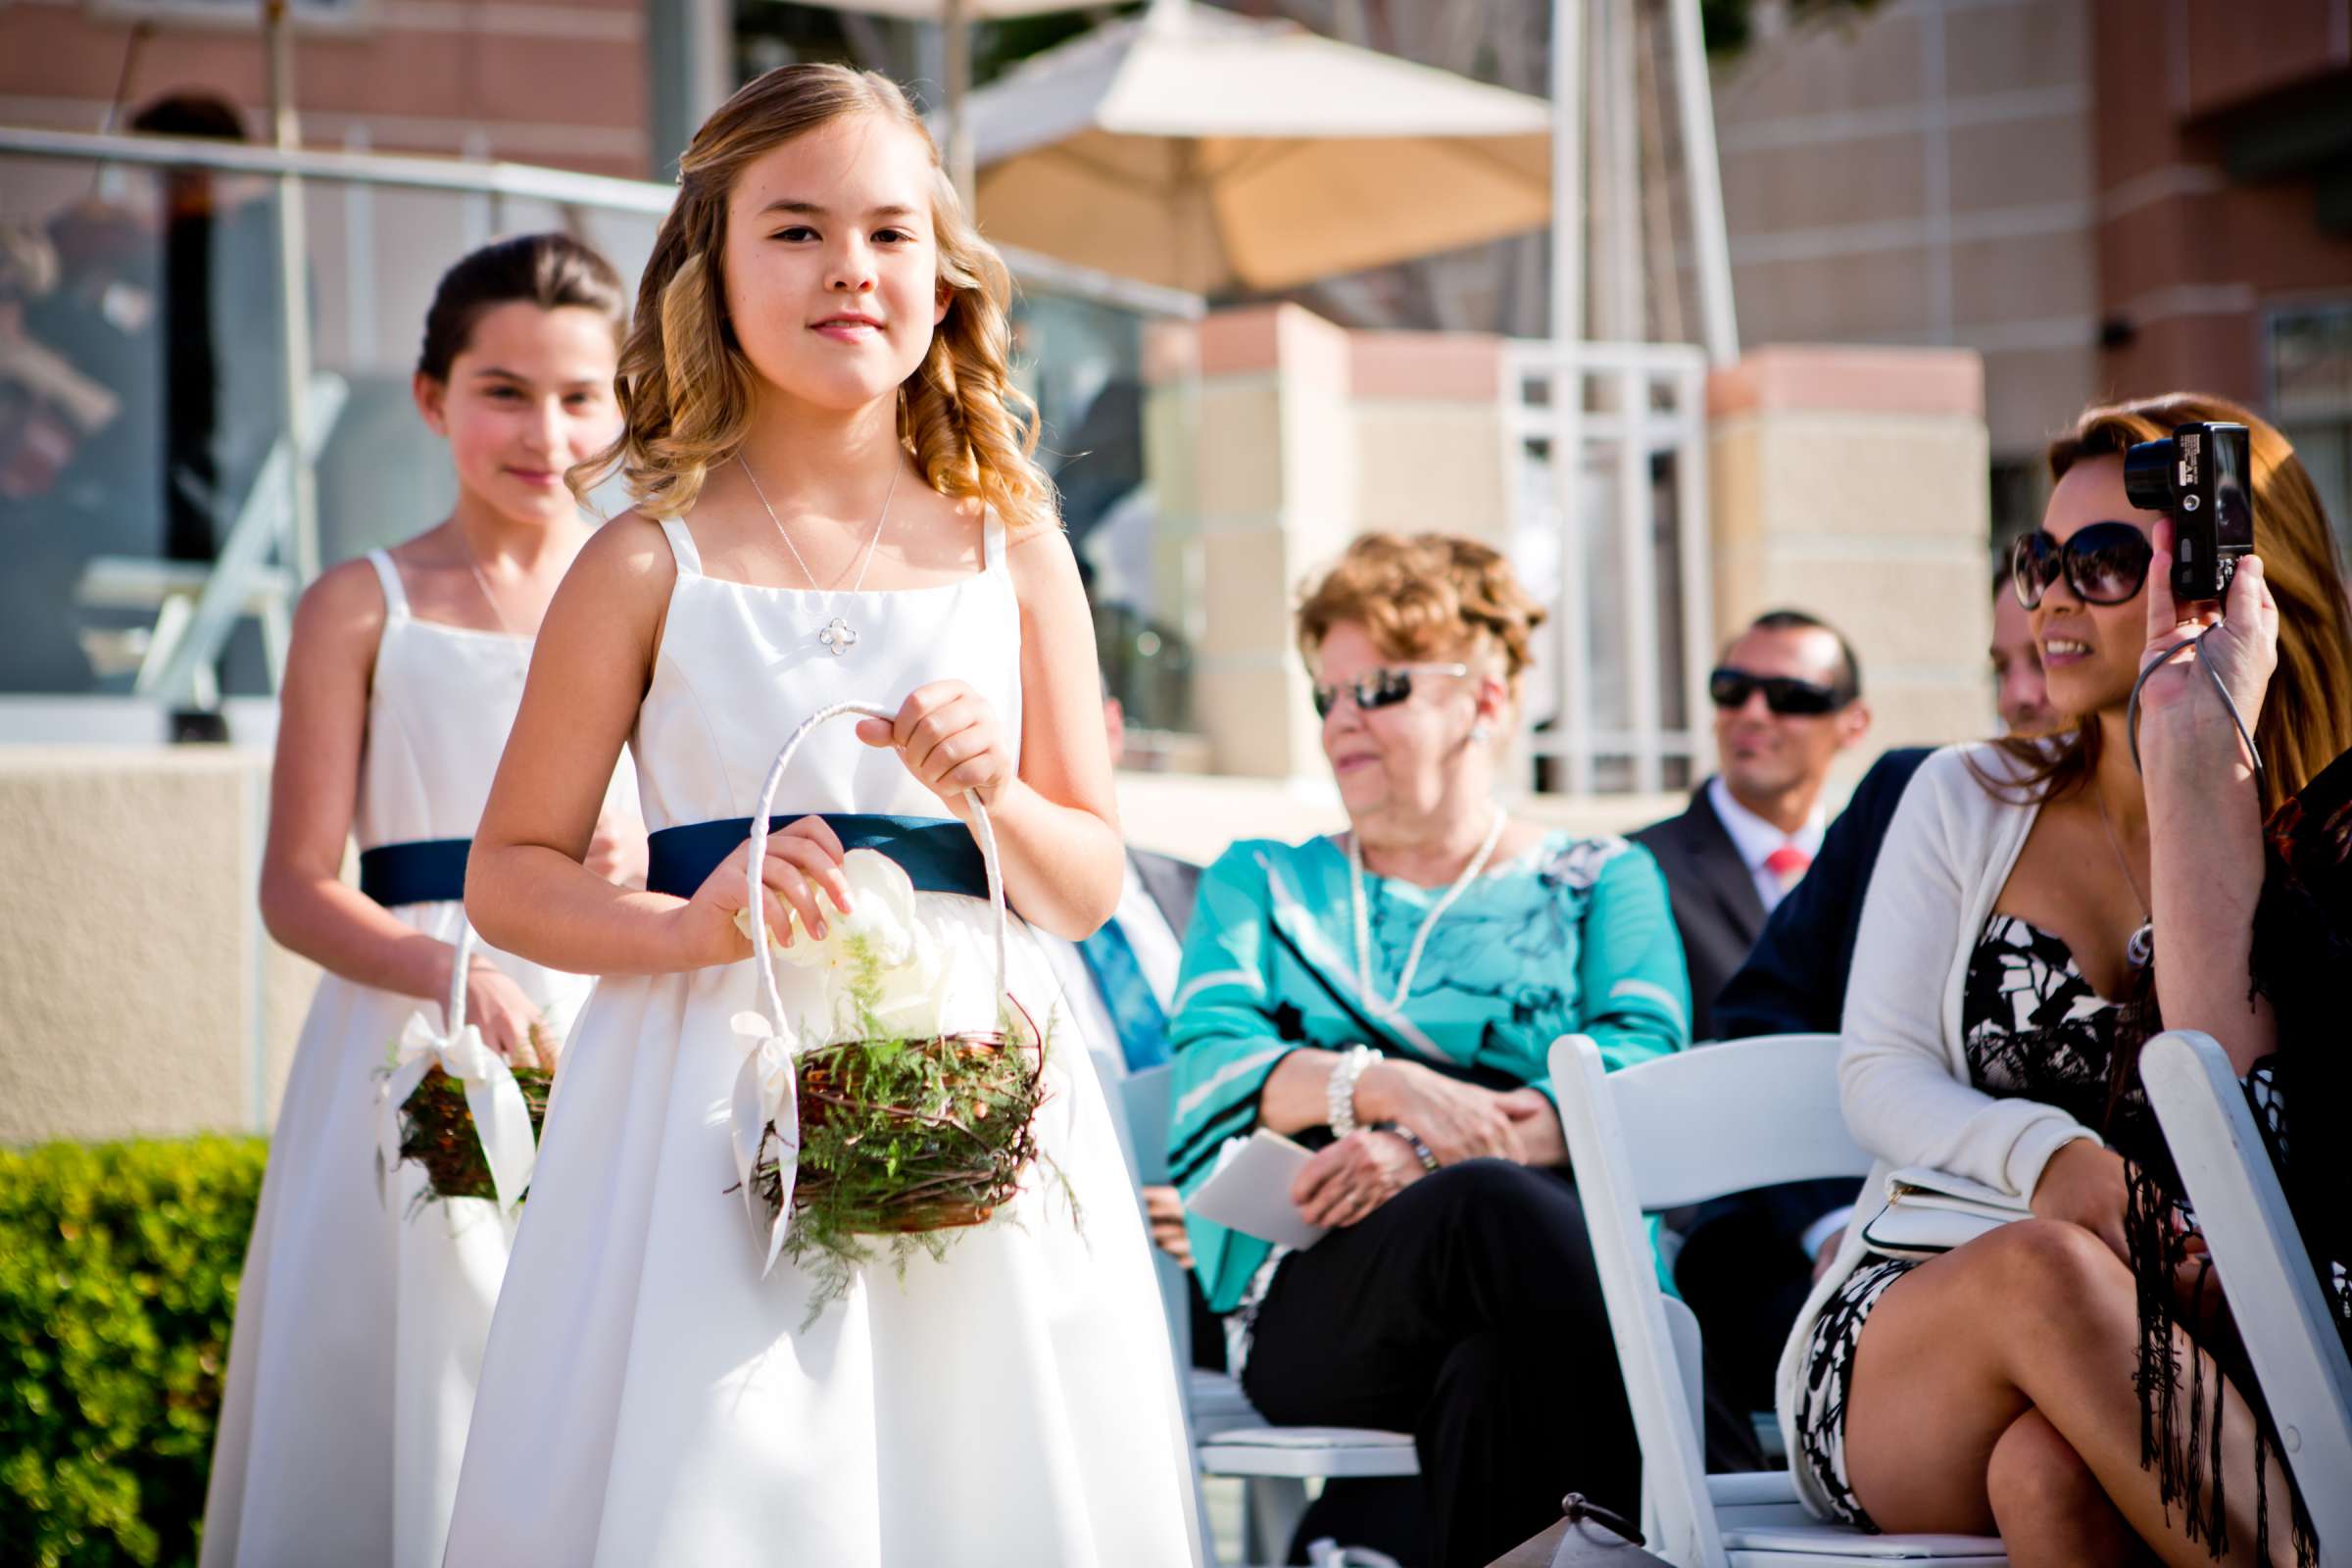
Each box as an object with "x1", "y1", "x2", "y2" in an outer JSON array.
[{"x1": 963, "y1": 0, "x2": 1552, "y2": 294}]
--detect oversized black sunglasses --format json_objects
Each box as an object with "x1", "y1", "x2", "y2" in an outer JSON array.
[
  {"x1": 2010, "y1": 522, "x2": 2153, "y2": 610},
  {"x1": 1708, "y1": 666, "x2": 1851, "y2": 716},
  {"x1": 1311, "y1": 662, "x2": 1470, "y2": 719}
]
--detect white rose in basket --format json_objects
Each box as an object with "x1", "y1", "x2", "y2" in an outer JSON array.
[{"x1": 734, "y1": 847, "x2": 958, "y2": 1043}]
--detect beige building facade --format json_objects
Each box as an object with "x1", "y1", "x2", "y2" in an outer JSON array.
[
  {"x1": 1713, "y1": 0, "x2": 2352, "y2": 536},
  {"x1": 1712, "y1": 0, "x2": 2101, "y2": 521}
]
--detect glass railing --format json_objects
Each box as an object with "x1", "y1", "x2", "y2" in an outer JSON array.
[{"x1": 0, "y1": 126, "x2": 1202, "y2": 742}]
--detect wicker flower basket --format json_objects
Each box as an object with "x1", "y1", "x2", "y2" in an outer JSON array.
[
  {"x1": 730, "y1": 701, "x2": 1060, "y2": 1311},
  {"x1": 399, "y1": 1062, "x2": 551, "y2": 1202},
  {"x1": 753, "y1": 1017, "x2": 1045, "y2": 1236}
]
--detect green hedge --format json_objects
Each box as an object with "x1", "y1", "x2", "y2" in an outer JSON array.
[{"x1": 0, "y1": 1137, "x2": 266, "y2": 1568}]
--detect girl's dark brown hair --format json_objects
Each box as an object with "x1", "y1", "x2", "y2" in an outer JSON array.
[
  {"x1": 1980, "y1": 392, "x2": 2352, "y2": 814},
  {"x1": 416, "y1": 232, "x2": 627, "y2": 382}
]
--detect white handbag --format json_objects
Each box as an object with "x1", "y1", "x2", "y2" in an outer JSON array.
[{"x1": 1859, "y1": 1165, "x2": 2032, "y2": 1260}]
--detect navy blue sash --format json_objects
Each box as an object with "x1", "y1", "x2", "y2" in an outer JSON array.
[
  {"x1": 358, "y1": 838, "x2": 470, "y2": 907},
  {"x1": 645, "y1": 812, "x2": 989, "y2": 902}
]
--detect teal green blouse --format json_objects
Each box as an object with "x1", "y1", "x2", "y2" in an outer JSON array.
[{"x1": 1166, "y1": 830, "x2": 1692, "y2": 1313}]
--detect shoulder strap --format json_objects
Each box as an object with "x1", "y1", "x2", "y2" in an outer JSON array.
[
  {"x1": 658, "y1": 517, "x2": 704, "y2": 575},
  {"x1": 982, "y1": 512, "x2": 1005, "y2": 573},
  {"x1": 366, "y1": 550, "x2": 409, "y2": 617}
]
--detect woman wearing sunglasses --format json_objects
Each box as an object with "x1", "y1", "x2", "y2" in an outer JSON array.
[
  {"x1": 1778, "y1": 394, "x2": 2352, "y2": 1566},
  {"x1": 1163, "y1": 532, "x2": 1690, "y2": 1568}
]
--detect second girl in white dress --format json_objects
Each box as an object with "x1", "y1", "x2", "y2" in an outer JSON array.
[{"x1": 201, "y1": 234, "x2": 640, "y2": 1568}]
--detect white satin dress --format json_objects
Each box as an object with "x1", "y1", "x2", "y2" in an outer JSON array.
[
  {"x1": 442, "y1": 514, "x2": 1200, "y2": 1567},
  {"x1": 202, "y1": 550, "x2": 627, "y2": 1568}
]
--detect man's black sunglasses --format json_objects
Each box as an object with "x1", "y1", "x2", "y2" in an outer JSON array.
[
  {"x1": 1708, "y1": 666, "x2": 1851, "y2": 717},
  {"x1": 2009, "y1": 522, "x2": 2153, "y2": 610}
]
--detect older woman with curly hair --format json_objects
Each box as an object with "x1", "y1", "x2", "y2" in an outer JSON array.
[{"x1": 1166, "y1": 532, "x2": 1690, "y2": 1568}]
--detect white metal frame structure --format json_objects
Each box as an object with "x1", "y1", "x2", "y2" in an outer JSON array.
[
  {"x1": 1547, "y1": 1032, "x2": 2006, "y2": 1567},
  {"x1": 1503, "y1": 336, "x2": 1713, "y2": 797},
  {"x1": 1536, "y1": 0, "x2": 1735, "y2": 800},
  {"x1": 74, "y1": 374, "x2": 350, "y2": 710},
  {"x1": 2138, "y1": 1029, "x2": 2352, "y2": 1552}
]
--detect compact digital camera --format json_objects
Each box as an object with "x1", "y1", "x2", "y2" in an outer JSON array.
[{"x1": 2123, "y1": 420, "x2": 2252, "y2": 604}]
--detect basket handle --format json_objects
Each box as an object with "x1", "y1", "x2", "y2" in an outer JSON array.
[
  {"x1": 443, "y1": 919, "x2": 476, "y2": 1041},
  {"x1": 376, "y1": 916, "x2": 536, "y2": 1213},
  {"x1": 744, "y1": 700, "x2": 1009, "y2": 1040}
]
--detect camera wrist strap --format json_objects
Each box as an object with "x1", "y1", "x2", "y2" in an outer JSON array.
[{"x1": 2125, "y1": 624, "x2": 2265, "y2": 791}]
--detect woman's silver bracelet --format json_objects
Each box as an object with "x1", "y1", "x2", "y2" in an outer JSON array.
[
  {"x1": 1327, "y1": 1044, "x2": 1380, "y2": 1135},
  {"x1": 1372, "y1": 1120, "x2": 1441, "y2": 1174}
]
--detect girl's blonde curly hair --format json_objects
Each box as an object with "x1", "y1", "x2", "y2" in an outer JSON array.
[{"x1": 575, "y1": 64, "x2": 1055, "y2": 532}]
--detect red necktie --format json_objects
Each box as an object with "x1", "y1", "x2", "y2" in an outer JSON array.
[{"x1": 1764, "y1": 844, "x2": 1812, "y2": 895}]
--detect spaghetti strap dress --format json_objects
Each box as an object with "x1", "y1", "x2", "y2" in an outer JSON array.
[{"x1": 442, "y1": 514, "x2": 1200, "y2": 1567}]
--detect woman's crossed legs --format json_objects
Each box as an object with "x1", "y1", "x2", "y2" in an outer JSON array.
[{"x1": 1842, "y1": 1218, "x2": 2297, "y2": 1568}]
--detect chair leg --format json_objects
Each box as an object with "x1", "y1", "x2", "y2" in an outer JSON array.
[{"x1": 1244, "y1": 1477, "x2": 1308, "y2": 1566}]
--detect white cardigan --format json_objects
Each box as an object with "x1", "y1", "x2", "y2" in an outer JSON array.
[{"x1": 1773, "y1": 743, "x2": 2106, "y2": 1518}]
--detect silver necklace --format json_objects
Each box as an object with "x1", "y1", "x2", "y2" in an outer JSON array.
[
  {"x1": 2093, "y1": 790, "x2": 2155, "y2": 968},
  {"x1": 460, "y1": 539, "x2": 531, "y2": 682},
  {"x1": 738, "y1": 454, "x2": 901, "y2": 657},
  {"x1": 1348, "y1": 809, "x2": 1508, "y2": 1014}
]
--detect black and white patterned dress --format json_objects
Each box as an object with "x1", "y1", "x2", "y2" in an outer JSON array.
[{"x1": 1791, "y1": 911, "x2": 2127, "y2": 1530}]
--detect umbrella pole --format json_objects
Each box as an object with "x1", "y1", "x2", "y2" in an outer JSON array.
[
  {"x1": 1549, "y1": 0, "x2": 1584, "y2": 349},
  {"x1": 1548, "y1": 0, "x2": 1592, "y2": 794},
  {"x1": 943, "y1": 0, "x2": 974, "y2": 204},
  {"x1": 1666, "y1": 0, "x2": 1739, "y2": 365},
  {"x1": 264, "y1": 0, "x2": 319, "y2": 585}
]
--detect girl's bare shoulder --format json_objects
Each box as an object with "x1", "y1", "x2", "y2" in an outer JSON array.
[
  {"x1": 289, "y1": 555, "x2": 391, "y2": 663},
  {"x1": 567, "y1": 511, "x2": 682, "y2": 602},
  {"x1": 1002, "y1": 516, "x2": 1079, "y2": 599}
]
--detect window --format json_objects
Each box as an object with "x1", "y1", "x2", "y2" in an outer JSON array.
[{"x1": 2270, "y1": 302, "x2": 2352, "y2": 565}]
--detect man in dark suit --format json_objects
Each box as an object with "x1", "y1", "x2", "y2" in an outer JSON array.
[{"x1": 1634, "y1": 609, "x2": 1873, "y2": 1043}]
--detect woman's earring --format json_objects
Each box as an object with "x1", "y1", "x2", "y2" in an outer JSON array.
[{"x1": 1470, "y1": 721, "x2": 1493, "y2": 743}]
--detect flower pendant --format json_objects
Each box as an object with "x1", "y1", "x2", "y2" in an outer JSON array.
[
  {"x1": 817, "y1": 617, "x2": 858, "y2": 657},
  {"x1": 2127, "y1": 921, "x2": 2154, "y2": 968}
]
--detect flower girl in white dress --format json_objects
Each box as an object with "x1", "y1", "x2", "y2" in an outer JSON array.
[
  {"x1": 202, "y1": 234, "x2": 641, "y2": 1568},
  {"x1": 445, "y1": 65, "x2": 1200, "y2": 1567}
]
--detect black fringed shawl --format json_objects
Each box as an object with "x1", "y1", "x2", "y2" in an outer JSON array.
[{"x1": 2114, "y1": 745, "x2": 2352, "y2": 1566}]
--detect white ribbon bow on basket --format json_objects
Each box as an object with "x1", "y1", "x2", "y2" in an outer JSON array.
[
  {"x1": 375, "y1": 921, "x2": 538, "y2": 1214},
  {"x1": 729, "y1": 699, "x2": 1012, "y2": 1277}
]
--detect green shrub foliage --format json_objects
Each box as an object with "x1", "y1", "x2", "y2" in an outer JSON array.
[{"x1": 0, "y1": 1138, "x2": 266, "y2": 1566}]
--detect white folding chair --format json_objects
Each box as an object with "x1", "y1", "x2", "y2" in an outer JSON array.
[
  {"x1": 1548, "y1": 1033, "x2": 2006, "y2": 1567},
  {"x1": 2138, "y1": 1029, "x2": 2352, "y2": 1551},
  {"x1": 1116, "y1": 1063, "x2": 1419, "y2": 1567}
]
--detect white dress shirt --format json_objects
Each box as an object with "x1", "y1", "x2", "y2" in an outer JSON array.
[{"x1": 1707, "y1": 773, "x2": 1827, "y2": 916}]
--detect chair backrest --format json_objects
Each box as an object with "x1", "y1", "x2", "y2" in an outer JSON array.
[
  {"x1": 2140, "y1": 1030, "x2": 2352, "y2": 1550},
  {"x1": 1549, "y1": 1032, "x2": 1866, "y2": 1568},
  {"x1": 1603, "y1": 1033, "x2": 1871, "y2": 1211},
  {"x1": 1119, "y1": 1061, "x2": 1177, "y2": 1186}
]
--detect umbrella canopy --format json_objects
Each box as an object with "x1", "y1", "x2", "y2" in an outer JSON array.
[{"x1": 965, "y1": 0, "x2": 1551, "y2": 294}]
